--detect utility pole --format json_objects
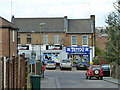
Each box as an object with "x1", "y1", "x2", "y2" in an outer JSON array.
[
  {"x1": 40, "y1": 23, "x2": 46, "y2": 76},
  {"x1": 11, "y1": 0, "x2": 12, "y2": 17}
]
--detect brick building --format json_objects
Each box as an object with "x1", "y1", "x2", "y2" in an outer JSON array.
[
  {"x1": 12, "y1": 15, "x2": 95, "y2": 66},
  {"x1": 0, "y1": 16, "x2": 18, "y2": 58}
]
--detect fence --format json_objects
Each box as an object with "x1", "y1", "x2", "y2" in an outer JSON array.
[
  {"x1": 111, "y1": 63, "x2": 120, "y2": 79},
  {"x1": 0, "y1": 54, "x2": 31, "y2": 89}
]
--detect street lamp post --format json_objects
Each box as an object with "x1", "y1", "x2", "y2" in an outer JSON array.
[{"x1": 40, "y1": 23, "x2": 46, "y2": 75}]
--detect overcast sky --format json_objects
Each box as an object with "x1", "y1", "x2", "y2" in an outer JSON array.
[{"x1": 0, "y1": 0, "x2": 117, "y2": 27}]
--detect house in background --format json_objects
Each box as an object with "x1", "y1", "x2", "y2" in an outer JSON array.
[
  {"x1": 0, "y1": 16, "x2": 18, "y2": 58},
  {"x1": 96, "y1": 27, "x2": 108, "y2": 50},
  {"x1": 95, "y1": 27, "x2": 109, "y2": 64},
  {"x1": 12, "y1": 15, "x2": 95, "y2": 66}
]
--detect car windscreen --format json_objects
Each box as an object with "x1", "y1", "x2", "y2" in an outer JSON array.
[
  {"x1": 62, "y1": 60, "x2": 70, "y2": 63},
  {"x1": 47, "y1": 61, "x2": 54, "y2": 63},
  {"x1": 92, "y1": 66, "x2": 101, "y2": 70},
  {"x1": 102, "y1": 66, "x2": 110, "y2": 71}
]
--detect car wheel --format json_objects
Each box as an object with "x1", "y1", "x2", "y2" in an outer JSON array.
[
  {"x1": 96, "y1": 77, "x2": 99, "y2": 80},
  {"x1": 100, "y1": 77, "x2": 103, "y2": 80},
  {"x1": 89, "y1": 76, "x2": 91, "y2": 80},
  {"x1": 86, "y1": 76, "x2": 88, "y2": 79},
  {"x1": 77, "y1": 67, "x2": 79, "y2": 70}
]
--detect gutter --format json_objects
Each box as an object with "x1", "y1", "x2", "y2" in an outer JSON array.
[{"x1": 0, "y1": 25, "x2": 19, "y2": 30}]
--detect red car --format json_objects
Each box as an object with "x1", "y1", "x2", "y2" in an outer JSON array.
[{"x1": 86, "y1": 65, "x2": 103, "y2": 80}]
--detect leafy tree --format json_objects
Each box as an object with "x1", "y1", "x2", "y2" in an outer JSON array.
[
  {"x1": 104, "y1": 12, "x2": 120, "y2": 65},
  {"x1": 96, "y1": 46, "x2": 104, "y2": 56},
  {"x1": 93, "y1": 57, "x2": 101, "y2": 65}
]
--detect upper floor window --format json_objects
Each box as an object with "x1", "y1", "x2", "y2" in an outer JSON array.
[
  {"x1": 71, "y1": 35, "x2": 77, "y2": 46},
  {"x1": 13, "y1": 31, "x2": 15, "y2": 42},
  {"x1": 43, "y1": 34, "x2": 48, "y2": 44},
  {"x1": 18, "y1": 35, "x2": 21, "y2": 44},
  {"x1": 82, "y1": 35, "x2": 88, "y2": 46},
  {"x1": 54, "y1": 35, "x2": 59, "y2": 44},
  {"x1": 27, "y1": 35, "x2": 31, "y2": 44}
]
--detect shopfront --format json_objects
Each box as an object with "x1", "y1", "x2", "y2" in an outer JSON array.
[
  {"x1": 66, "y1": 47, "x2": 90, "y2": 66},
  {"x1": 43, "y1": 52, "x2": 60, "y2": 64},
  {"x1": 43, "y1": 45, "x2": 62, "y2": 64}
]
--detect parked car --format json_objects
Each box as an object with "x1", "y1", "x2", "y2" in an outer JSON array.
[
  {"x1": 60, "y1": 59, "x2": 72, "y2": 70},
  {"x1": 46, "y1": 60, "x2": 56, "y2": 69},
  {"x1": 76, "y1": 62, "x2": 88, "y2": 70},
  {"x1": 101, "y1": 64, "x2": 110, "y2": 76},
  {"x1": 86, "y1": 65, "x2": 103, "y2": 80},
  {"x1": 73, "y1": 60, "x2": 78, "y2": 66}
]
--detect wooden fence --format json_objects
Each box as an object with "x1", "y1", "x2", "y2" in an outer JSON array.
[{"x1": 0, "y1": 54, "x2": 31, "y2": 89}]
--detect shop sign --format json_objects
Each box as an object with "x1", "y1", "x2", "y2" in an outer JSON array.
[
  {"x1": 18, "y1": 45, "x2": 29, "y2": 50},
  {"x1": 66, "y1": 47, "x2": 90, "y2": 54},
  {"x1": 46, "y1": 45, "x2": 62, "y2": 50}
]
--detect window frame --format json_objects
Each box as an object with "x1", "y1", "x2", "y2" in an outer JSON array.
[
  {"x1": 71, "y1": 35, "x2": 77, "y2": 46},
  {"x1": 82, "y1": 35, "x2": 88, "y2": 46},
  {"x1": 26, "y1": 34, "x2": 31, "y2": 44},
  {"x1": 18, "y1": 35, "x2": 21, "y2": 44},
  {"x1": 54, "y1": 34, "x2": 59, "y2": 45},
  {"x1": 43, "y1": 34, "x2": 48, "y2": 45}
]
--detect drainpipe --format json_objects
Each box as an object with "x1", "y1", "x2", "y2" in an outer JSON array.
[{"x1": 9, "y1": 28, "x2": 10, "y2": 58}]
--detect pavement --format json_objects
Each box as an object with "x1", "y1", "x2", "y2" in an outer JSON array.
[
  {"x1": 103, "y1": 77, "x2": 120, "y2": 86},
  {"x1": 41, "y1": 76, "x2": 57, "y2": 88}
]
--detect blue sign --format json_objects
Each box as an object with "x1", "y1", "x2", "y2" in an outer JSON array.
[
  {"x1": 66, "y1": 47, "x2": 90, "y2": 55},
  {"x1": 29, "y1": 59, "x2": 39, "y2": 64}
]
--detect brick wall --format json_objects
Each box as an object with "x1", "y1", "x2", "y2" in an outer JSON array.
[
  {"x1": 2, "y1": 29, "x2": 9, "y2": 57},
  {"x1": 0, "y1": 17, "x2": 18, "y2": 58},
  {"x1": 1, "y1": 28, "x2": 17, "y2": 58},
  {"x1": 10, "y1": 30, "x2": 17, "y2": 57},
  {"x1": 19, "y1": 32, "x2": 92, "y2": 47},
  {"x1": 20, "y1": 32, "x2": 65, "y2": 45},
  {"x1": 64, "y1": 34, "x2": 92, "y2": 47},
  {"x1": 0, "y1": 29, "x2": 2, "y2": 58}
]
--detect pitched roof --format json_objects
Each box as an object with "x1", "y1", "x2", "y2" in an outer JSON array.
[
  {"x1": 13, "y1": 17, "x2": 65, "y2": 33},
  {"x1": 13, "y1": 16, "x2": 93, "y2": 33},
  {"x1": 0, "y1": 16, "x2": 18, "y2": 30},
  {"x1": 68, "y1": 19, "x2": 92, "y2": 33}
]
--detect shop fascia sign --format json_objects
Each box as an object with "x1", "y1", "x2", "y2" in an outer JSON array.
[
  {"x1": 66, "y1": 47, "x2": 90, "y2": 54},
  {"x1": 47, "y1": 45, "x2": 62, "y2": 50},
  {"x1": 18, "y1": 45, "x2": 29, "y2": 50}
]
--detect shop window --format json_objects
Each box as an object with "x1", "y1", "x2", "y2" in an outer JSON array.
[
  {"x1": 71, "y1": 35, "x2": 77, "y2": 45},
  {"x1": 44, "y1": 34, "x2": 48, "y2": 44},
  {"x1": 82, "y1": 35, "x2": 88, "y2": 46},
  {"x1": 27, "y1": 34, "x2": 31, "y2": 44},
  {"x1": 54, "y1": 35, "x2": 59, "y2": 44},
  {"x1": 18, "y1": 35, "x2": 21, "y2": 44}
]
